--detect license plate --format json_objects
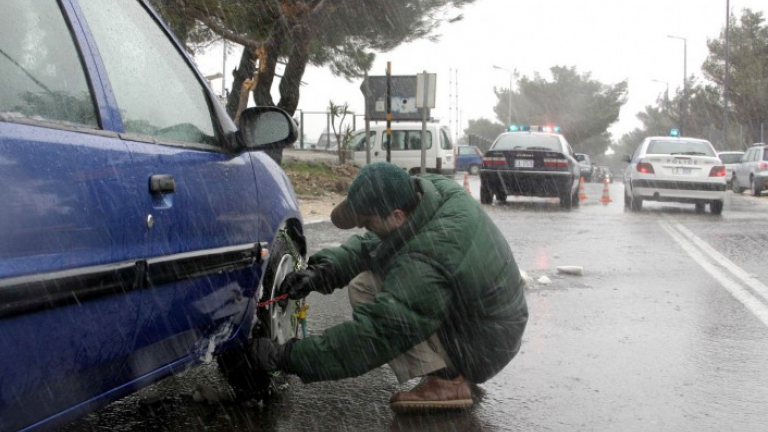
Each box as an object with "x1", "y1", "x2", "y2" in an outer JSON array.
[
  {"x1": 672, "y1": 167, "x2": 692, "y2": 175},
  {"x1": 515, "y1": 159, "x2": 534, "y2": 168}
]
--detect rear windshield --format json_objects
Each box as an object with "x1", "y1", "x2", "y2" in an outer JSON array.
[
  {"x1": 646, "y1": 140, "x2": 716, "y2": 157},
  {"x1": 492, "y1": 134, "x2": 563, "y2": 152},
  {"x1": 718, "y1": 153, "x2": 744, "y2": 164}
]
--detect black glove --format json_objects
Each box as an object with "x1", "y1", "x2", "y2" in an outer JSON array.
[
  {"x1": 278, "y1": 259, "x2": 338, "y2": 301},
  {"x1": 248, "y1": 338, "x2": 295, "y2": 372}
]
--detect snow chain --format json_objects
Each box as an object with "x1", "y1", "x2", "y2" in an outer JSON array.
[{"x1": 276, "y1": 229, "x2": 309, "y2": 339}]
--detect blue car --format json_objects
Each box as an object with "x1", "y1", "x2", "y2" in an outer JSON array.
[
  {"x1": 0, "y1": 1, "x2": 306, "y2": 430},
  {"x1": 456, "y1": 145, "x2": 483, "y2": 174}
]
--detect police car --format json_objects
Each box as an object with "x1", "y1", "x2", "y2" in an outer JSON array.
[
  {"x1": 622, "y1": 132, "x2": 727, "y2": 214},
  {"x1": 479, "y1": 125, "x2": 581, "y2": 208}
]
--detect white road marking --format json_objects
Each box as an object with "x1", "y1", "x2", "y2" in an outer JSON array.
[
  {"x1": 671, "y1": 222, "x2": 768, "y2": 303},
  {"x1": 658, "y1": 218, "x2": 768, "y2": 327}
]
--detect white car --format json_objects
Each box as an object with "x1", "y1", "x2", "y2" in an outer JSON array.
[
  {"x1": 717, "y1": 150, "x2": 745, "y2": 187},
  {"x1": 622, "y1": 136, "x2": 727, "y2": 214}
]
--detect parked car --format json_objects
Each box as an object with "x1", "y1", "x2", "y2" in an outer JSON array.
[
  {"x1": 479, "y1": 127, "x2": 581, "y2": 208},
  {"x1": 717, "y1": 150, "x2": 745, "y2": 187},
  {"x1": 622, "y1": 136, "x2": 727, "y2": 214},
  {"x1": 575, "y1": 153, "x2": 596, "y2": 182},
  {"x1": 456, "y1": 145, "x2": 483, "y2": 174},
  {"x1": 348, "y1": 122, "x2": 456, "y2": 175},
  {"x1": 0, "y1": 1, "x2": 305, "y2": 431},
  {"x1": 316, "y1": 131, "x2": 339, "y2": 151},
  {"x1": 730, "y1": 145, "x2": 768, "y2": 196}
]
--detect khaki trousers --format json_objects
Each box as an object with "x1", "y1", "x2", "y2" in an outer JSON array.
[{"x1": 347, "y1": 271, "x2": 453, "y2": 384}]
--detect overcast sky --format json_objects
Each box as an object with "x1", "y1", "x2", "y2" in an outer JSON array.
[{"x1": 194, "y1": 0, "x2": 767, "y2": 143}]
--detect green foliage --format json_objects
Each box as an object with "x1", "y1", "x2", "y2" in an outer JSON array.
[
  {"x1": 614, "y1": 80, "x2": 731, "y2": 157},
  {"x1": 150, "y1": 0, "x2": 475, "y2": 90},
  {"x1": 702, "y1": 8, "x2": 768, "y2": 145},
  {"x1": 617, "y1": 8, "x2": 767, "y2": 157},
  {"x1": 328, "y1": 100, "x2": 353, "y2": 163},
  {"x1": 464, "y1": 118, "x2": 506, "y2": 143},
  {"x1": 493, "y1": 66, "x2": 627, "y2": 156}
]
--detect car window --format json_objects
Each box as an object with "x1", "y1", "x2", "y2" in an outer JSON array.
[
  {"x1": 746, "y1": 148, "x2": 756, "y2": 161},
  {"x1": 386, "y1": 130, "x2": 432, "y2": 150},
  {"x1": 718, "y1": 153, "x2": 744, "y2": 164},
  {"x1": 0, "y1": 1, "x2": 98, "y2": 127},
  {"x1": 350, "y1": 131, "x2": 375, "y2": 151},
  {"x1": 763, "y1": 148, "x2": 768, "y2": 161},
  {"x1": 646, "y1": 139, "x2": 716, "y2": 156},
  {"x1": 77, "y1": 0, "x2": 218, "y2": 145},
  {"x1": 493, "y1": 134, "x2": 562, "y2": 151},
  {"x1": 317, "y1": 132, "x2": 338, "y2": 147},
  {"x1": 440, "y1": 129, "x2": 453, "y2": 150}
]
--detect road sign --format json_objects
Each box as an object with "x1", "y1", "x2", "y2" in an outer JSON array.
[
  {"x1": 360, "y1": 75, "x2": 430, "y2": 121},
  {"x1": 416, "y1": 73, "x2": 436, "y2": 108}
]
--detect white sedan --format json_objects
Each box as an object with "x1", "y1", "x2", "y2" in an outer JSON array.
[{"x1": 622, "y1": 136, "x2": 727, "y2": 214}]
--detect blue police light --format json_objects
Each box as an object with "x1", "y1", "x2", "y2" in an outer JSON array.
[
  {"x1": 508, "y1": 125, "x2": 519, "y2": 132},
  {"x1": 553, "y1": 126, "x2": 562, "y2": 133},
  {"x1": 670, "y1": 128, "x2": 680, "y2": 137}
]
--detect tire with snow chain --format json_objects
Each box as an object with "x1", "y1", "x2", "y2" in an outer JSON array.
[{"x1": 217, "y1": 230, "x2": 304, "y2": 402}]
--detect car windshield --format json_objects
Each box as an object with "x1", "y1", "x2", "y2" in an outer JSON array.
[
  {"x1": 719, "y1": 153, "x2": 744, "y2": 164},
  {"x1": 492, "y1": 134, "x2": 562, "y2": 152},
  {"x1": 646, "y1": 139, "x2": 716, "y2": 157}
]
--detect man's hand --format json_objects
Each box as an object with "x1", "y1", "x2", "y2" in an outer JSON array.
[
  {"x1": 278, "y1": 259, "x2": 337, "y2": 301},
  {"x1": 248, "y1": 338, "x2": 294, "y2": 372}
]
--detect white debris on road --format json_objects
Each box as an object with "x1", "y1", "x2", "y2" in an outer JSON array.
[{"x1": 556, "y1": 266, "x2": 584, "y2": 276}]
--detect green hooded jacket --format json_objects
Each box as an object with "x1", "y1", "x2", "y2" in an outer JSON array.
[{"x1": 287, "y1": 174, "x2": 528, "y2": 383}]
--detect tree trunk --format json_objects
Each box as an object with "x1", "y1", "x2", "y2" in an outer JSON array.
[
  {"x1": 252, "y1": 23, "x2": 285, "y2": 107},
  {"x1": 277, "y1": 26, "x2": 310, "y2": 117},
  {"x1": 226, "y1": 48, "x2": 257, "y2": 120}
]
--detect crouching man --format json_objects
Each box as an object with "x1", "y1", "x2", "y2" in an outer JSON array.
[{"x1": 250, "y1": 162, "x2": 528, "y2": 411}]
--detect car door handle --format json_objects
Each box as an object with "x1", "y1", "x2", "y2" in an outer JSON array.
[{"x1": 149, "y1": 174, "x2": 176, "y2": 194}]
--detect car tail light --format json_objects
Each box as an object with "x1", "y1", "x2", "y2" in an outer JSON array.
[
  {"x1": 543, "y1": 158, "x2": 568, "y2": 168},
  {"x1": 709, "y1": 165, "x2": 726, "y2": 177},
  {"x1": 759, "y1": 162, "x2": 767, "y2": 170},
  {"x1": 636, "y1": 160, "x2": 655, "y2": 174},
  {"x1": 483, "y1": 156, "x2": 507, "y2": 167}
]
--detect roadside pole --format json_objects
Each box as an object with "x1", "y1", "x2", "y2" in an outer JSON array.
[
  {"x1": 364, "y1": 70, "x2": 371, "y2": 165},
  {"x1": 386, "y1": 62, "x2": 391, "y2": 163},
  {"x1": 416, "y1": 71, "x2": 436, "y2": 175}
]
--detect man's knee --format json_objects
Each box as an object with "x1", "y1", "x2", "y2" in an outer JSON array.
[{"x1": 347, "y1": 271, "x2": 381, "y2": 307}]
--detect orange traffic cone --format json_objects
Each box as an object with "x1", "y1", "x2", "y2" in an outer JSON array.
[
  {"x1": 599, "y1": 178, "x2": 612, "y2": 204},
  {"x1": 578, "y1": 177, "x2": 587, "y2": 201},
  {"x1": 463, "y1": 173, "x2": 471, "y2": 194}
]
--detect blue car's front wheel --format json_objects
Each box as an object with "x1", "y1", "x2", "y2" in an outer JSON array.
[{"x1": 216, "y1": 230, "x2": 305, "y2": 401}]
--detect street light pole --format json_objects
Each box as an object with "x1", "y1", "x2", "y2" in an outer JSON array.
[
  {"x1": 724, "y1": 0, "x2": 731, "y2": 148},
  {"x1": 667, "y1": 35, "x2": 687, "y2": 136},
  {"x1": 493, "y1": 65, "x2": 513, "y2": 127}
]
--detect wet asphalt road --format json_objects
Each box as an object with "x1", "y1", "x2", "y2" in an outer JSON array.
[{"x1": 65, "y1": 177, "x2": 768, "y2": 432}]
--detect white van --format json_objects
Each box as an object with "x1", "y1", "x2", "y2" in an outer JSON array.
[{"x1": 348, "y1": 122, "x2": 456, "y2": 175}]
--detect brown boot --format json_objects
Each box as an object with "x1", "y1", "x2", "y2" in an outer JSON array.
[{"x1": 389, "y1": 374, "x2": 473, "y2": 412}]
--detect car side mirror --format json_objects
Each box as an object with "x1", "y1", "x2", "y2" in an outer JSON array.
[
  {"x1": 621, "y1": 154, "x2": 631, "y2": 163},
  {"x1": 236, "y1": 106, "x2": 298, "y2": 151}
]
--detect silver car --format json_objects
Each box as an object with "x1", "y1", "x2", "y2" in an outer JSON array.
[
  {"x1": 717, "y1": 151, "x2": 745, "y2": 187},
  {"x1": 731, "y1": 144, "x2": 768, "y2": 196}
]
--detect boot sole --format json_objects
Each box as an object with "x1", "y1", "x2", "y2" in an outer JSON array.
[{"x1": 390, "y1": 399, "x2": 473, "y2": 412}]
